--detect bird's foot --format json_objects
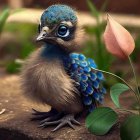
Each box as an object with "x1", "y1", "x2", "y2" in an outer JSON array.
[
  {"x1": 39, "y1": 114, "x2": 80, "y2": 132},
  {"x1": 31, "y1": 108, "x2": 59, "y2": 121}
]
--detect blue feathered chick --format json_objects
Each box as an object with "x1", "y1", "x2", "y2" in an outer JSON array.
[{"x1": 21, "y1": 4, "x2": 106, "y2": 131}]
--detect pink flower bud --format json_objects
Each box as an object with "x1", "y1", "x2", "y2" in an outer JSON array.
[{"x1": 103, "y1": 14, "x2": 135, "y2": 59}]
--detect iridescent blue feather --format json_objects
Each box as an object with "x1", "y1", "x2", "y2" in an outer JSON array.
[{"x1": 62, "y1": 53, "x2": 106, "y2": 112}]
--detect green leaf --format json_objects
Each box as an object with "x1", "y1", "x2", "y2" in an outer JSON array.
[
  {"x1": 86, "y1": 107, "x2": 118, "y2": 135},
  {"x1": 0, "y1": 9, "x2": 10, "y2": 33},
  {"x1": 6, "y1": 61, "x2": 21, "y2": 73},
  {"x1": 87, "y1": 0, "x2": 99, "y2": 18},
  {"x1": 120, "y1": 115, "x2": 140, "y2": 140},
  {"x1": 110, "y1": 83, "x2": 129, "y2": 108}
]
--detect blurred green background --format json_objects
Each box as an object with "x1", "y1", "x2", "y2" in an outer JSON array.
[{"x1": 0, "y1": 0, "x2": 140, "y2": 87}]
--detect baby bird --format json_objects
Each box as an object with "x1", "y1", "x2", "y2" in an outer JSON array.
[{"x1": 21, "y1": 4, "x2": 106, "y2": 131}]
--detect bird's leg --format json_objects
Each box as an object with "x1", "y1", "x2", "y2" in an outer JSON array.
[
  {"x1": 39, "y1": 114, "x2": 81, "y2": 132},
  {"x1": 31, "y1": 108, "x2": 59, "y2": 121}
]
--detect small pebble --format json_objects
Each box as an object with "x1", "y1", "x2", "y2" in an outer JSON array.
[{"x1": 0, "y1": 109, "x2": 6, "y2": 115}]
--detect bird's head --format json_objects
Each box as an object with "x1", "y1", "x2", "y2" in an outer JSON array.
[{"x1": 37, "y1": 4, "x2": 84, "y2": 52}]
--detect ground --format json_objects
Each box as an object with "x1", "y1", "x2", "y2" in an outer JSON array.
[{"x1": 0, "y1": 69, "x2": 135, "y2": 140}]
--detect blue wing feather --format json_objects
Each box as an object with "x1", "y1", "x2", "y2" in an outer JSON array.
[{"x1": 62, "y1": 53, "x2": 106, "y2": 112}]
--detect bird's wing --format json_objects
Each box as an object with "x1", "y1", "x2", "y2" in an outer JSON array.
[{"x1": 63, "y1": 53, "x2": 107, "y2": 112}]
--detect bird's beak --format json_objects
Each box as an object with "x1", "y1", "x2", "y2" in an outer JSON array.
[
  {"x1": 36, "y1": 31, "x2": 46, "y2": 42},
  {"x1": 36, "y1": 26, "x2": 50, "y2": 42}
]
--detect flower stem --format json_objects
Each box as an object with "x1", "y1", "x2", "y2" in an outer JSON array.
[
  {"x1": 128, "y1": 56, "x2": 140, "y2": 95},
  {"x1": 128, "y1": 56, "x2": 140, "y2": 111},
  {"x1": 115, "y1": 108, "x2": 138, "y2": 114},
  {"x1": 92, "y1": 67, "x2": 140, "y2": 115},
  {"x1": 92, "y1": 68, "x2": 136, "y2": 94}
]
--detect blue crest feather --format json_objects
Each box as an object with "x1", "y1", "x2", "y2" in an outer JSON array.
[{"x1": 41, "y1": 5, "x2": 77, "y2": 25}]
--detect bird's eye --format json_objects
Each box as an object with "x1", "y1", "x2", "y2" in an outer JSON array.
[{"x1": 57, "y1": 25, "x2": 70, "y2": 37}]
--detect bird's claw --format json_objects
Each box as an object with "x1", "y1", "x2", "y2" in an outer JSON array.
[
  {"x1": 39, "y1": 114, "x2": 80, "y2": 132},
  {"x1": 39, "y1": 112, "x2": 62, "y2": 125},
  {"x1": 31, "y1": 109, "x2": 80, "y2": 131}
]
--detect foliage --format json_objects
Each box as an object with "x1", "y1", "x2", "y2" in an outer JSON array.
[
  {"x1": 0, "y1": 9, "x2": 10, "y2": 34},
  {"x1": 86, "y1": 107, "x2": 118, "y2": 135},
  {"x1": 0, "y1": 8, "x2": 23, "y2": 34},
  {"x1": 6, "y1": 61, "x2": 21, "y2": 73},
  {"x1": 84, "y1": 0, "x2": 112, "y2": 71},
  {"x1": 110, "y1": 83, "x2": 129, "y2": 108},
  {"x1": 0, "y1": 8, "x2": 36, "y2": 73},
  {"x1": 4, "y1": 23, "x2": 36, "y2": 73},
  {"x1": 85, "y1": 4, "x2": 140, "y2": 140},
  {"x1": 120, "y1": 115, "x2": 140, "y2": 140},
  {"x1": 0, "y1": 18, "x2": 36, "y2": 73}
]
